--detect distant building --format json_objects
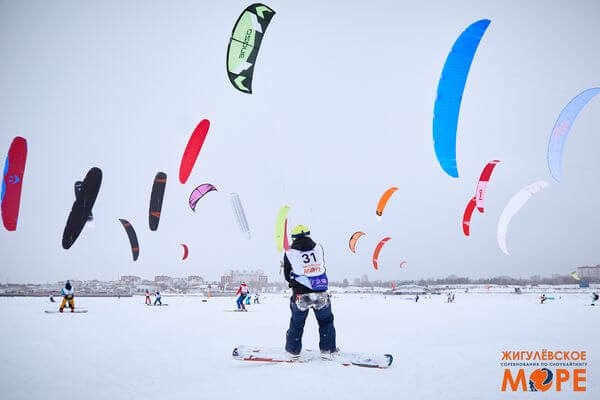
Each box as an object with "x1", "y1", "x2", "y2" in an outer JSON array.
[
  {"x1": 172, "y1": 278, "x2": 188, "y2": 290},
  {"x1": 154, "y1": 275, "x2": 173, "y2": 284},
  {"x1": 353, "y1": 275, "x2": 369, "y2": 286},
  {"x1": 120, "y1": 275, "x2": 141, "y2": 284},
  {"x1": 220, "y1": 270, "x2": 268, "y2": 287},
  {"x1": 577, "y1": 266, "x2": 600, "y2": 281},
  {"x1": 187, "y1": 275, "x2": 204, "y2": 285},
  {"x1": 392, "y1": 284, "x2": 430, "y2": 295},
  {"x1": 68, "y1": 280, "x2": 83, "y2": 288}
]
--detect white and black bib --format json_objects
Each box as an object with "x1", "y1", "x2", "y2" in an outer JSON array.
[{"x1": 286, "y1": 244, "x2": 328, "y2": 291}]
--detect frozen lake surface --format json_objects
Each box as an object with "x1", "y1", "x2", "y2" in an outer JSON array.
[{"x1": 1, "y1": 291, "x2": 598, "y2": 399}]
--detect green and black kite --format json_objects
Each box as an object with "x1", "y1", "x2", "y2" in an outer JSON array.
[{"x1": 226, "y1": 3, "x2": 275, "y2": 93}]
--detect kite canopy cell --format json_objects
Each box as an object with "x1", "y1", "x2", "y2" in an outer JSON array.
[
  {"x1": 226, "y1": 3, "x2": 275, "y2": 93},
  {"x1": 496, "y1": 181, "x2": 549, "y2": 255},
  {"x1": 231, "y1": 193, "x2": 251, "y2": 239},
  {"x1": 74, "y1": 181, "x2": 94, "y2": 222},
  {"x1": 571, "y1": 271, "x2": 580, "y2": 281},
  {"x1": 376, "y1": 187, "x2": 398, "y2": 220},
  {"x1": 475, "y1": 160, "x2": 500, "y2": 213},
  {"x1": 1, "y1": 136, "x2": 27, "y2": 231},
  {"x1": 149, "y1": 172, "x2": 167, "y2": 231},
  {"x1": 181, "y1": 244, "x2": 189, "y2": 261},
  {"x1": 179, "y1": 119, "x2": 210, "y2": 184},
  {"x1": 547, "y1": 87, "x2": 600, "y2": 182},
  {"x1": 118, "y1": 218, "x2": 140, "y2": 261},
  {"x1": 433, "y1": 19, "x2": 491, "y2": 178},
  {"x1": 275, "y1": 205, "x2": 290, "y2": 252},
  {"x1": 189, "y1": 183, "x2": 217, "y2": 212},
  {"x1": 62, "y1": 167, "x2": 102, "y2": 249},
  {"x1": 348, "y1": 231, "x2": 365, "y2": 254},
  {"x1": 372, "y1": 237, "x2": 392, "y2": 270},
  {"x1": 462, "y1": 196, "x2": 477, "y2": 236}
]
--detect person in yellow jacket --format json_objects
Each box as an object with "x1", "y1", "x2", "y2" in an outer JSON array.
[{"x1": 59, "y1": 280, "x2": 75, "y2": 312}]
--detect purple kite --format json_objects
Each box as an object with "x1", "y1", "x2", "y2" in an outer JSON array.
[{"x1": 189, "y1": 184, "x2": 217, "y2": 211}]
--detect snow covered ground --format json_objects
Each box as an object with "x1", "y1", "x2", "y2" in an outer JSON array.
[{"x1": 1, "y1": 291, "x2": 598, "y2": 399}]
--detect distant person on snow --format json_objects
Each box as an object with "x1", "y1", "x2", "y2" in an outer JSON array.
[
  {"x1": 540, "y1": 294, "x2": 547, "y2": 304},
  {"x1": 145, "y1": 289, "x2": 152, "y2": 305},
  {"x1": 254, "y1": 293, "x2": 260, "y2": 304},
  {"x1": 592, "y1": 292, "x2": 598, "y2": 306},
  {"x1": 154, "y1": 291, "x2": 162, "y2": 306},
  {"x1": 59, "y1": 280, "x2": 75, "y2": 313},
  {"x1": 415, "y1": 294, "x2": 419, "y2": 302},
  {"x1": 49, "y1": 293, "x2": 55, "y2": 303},
  {"x1": 283, "y1": 224, "x2": 337, "y2": 360},
  {"x1": 236, "y1": 282, "x2": 249, "y2": 311}
]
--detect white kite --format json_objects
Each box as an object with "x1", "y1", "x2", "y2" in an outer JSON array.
[
  {"x1": 230, "y1": 193, "x2": 251, "y2": 239},
  {"x1": 497, "y1": 181, "x2": 549, "y2": 255}
]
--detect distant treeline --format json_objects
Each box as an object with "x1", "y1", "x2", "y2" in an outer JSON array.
[{"x1": 332, "y1": 273, "x2": 595, "y2": 288}]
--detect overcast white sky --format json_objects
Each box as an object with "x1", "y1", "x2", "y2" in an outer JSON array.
[{"x1": 1, "y1": 0, "x2": 599, "y2": 284}]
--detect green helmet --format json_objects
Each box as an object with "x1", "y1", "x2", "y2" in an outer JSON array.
[{"x1": 291, "y1": 224, "x2": 310, "y2": 239}]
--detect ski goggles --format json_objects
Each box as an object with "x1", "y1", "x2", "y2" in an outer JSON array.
[{"x1": 295, "y1": 292, "x2": 329, "y2": 311}]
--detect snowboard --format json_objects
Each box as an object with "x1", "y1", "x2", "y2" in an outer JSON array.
[
  {"x1": 232, "y1": 345, "x2": 393, "y2": 369},
  {"x1": 45, "y1": 309, "x2": 88, "y2": 313}
]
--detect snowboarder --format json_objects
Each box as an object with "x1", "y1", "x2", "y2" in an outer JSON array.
[
  {"x1": 144, "y1": 289, "x2": 152, "y2": 305},
  {"x1": 592, "y1": 292, "x2": 598, "y2": 306},
  {"x1": 540, "y1": 294, "x2": 547, "y2": 304},
  {"x1": 59, "y1": 280, "x2": 75, "y2": 312},
  {"x1": 235, "y1": 282, "x2": 249, "y2": 311},
  {"x1": 415, "y1": 294, "x2": 419, "y2": 302},
  {"x1": 154, "y1": 291, "x2": 162, "y2": 306},
  {"x1": 49, "y1": 293, "x2": 55, "y2": 303},
  {"x1": 253, "y1": 293, "x2": 260, "y2": 304},
  {"x1": 283, "y1": 224, "x2": 337, "y2": 360}
]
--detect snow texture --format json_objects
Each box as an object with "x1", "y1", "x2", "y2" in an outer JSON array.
[{"x1": 1, "y1": 291, "x2": 599, "y2": 399}]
